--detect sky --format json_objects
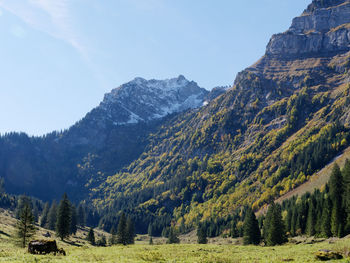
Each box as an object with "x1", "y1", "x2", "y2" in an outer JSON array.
[{"x1": 0, "y1": 0, "x2": 310, "y2": 136}]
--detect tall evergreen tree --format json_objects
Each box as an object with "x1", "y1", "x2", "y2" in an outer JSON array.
[
  {"x1": 329, "y1": 164, "x2": 345, "y2": 237},
  {"x1": 47, "y1": 200, "x2": 57, "y2": 230},
  {"x1": 343, "y1": 159, "x2": 350, "y2": 234},
  {"x1": 230, "y1": 220, "x2": 239, "y2": 238},
  {"x1": 167, "y1": 227, "x2": 180, "y2": 244},
  {"x1": 15, "y1": 195, "x2": 31, "y2": 219},
  {"x1": 0, "y1": 177, "x2": 4, "y2": 194},
  {"x1": 321, "y1": 197, "x2": 332, "y2": 238},
  {"x1": 109, "y1": 226, "x2": 117, "y2": 245},
  {"x1": 117, "y1": 212, "x2": 127, "y2": 245},
  {"x1": 148, "y1": 223, "x2": 153, "y2": 237},
  {"x1": 56, "y1": 193, "x2": 72, "y2": 241},
  {"x1": 87, "y1": 227, "x2": 95, "y2": 245},
  {"x1": 125, "y1": 217, "x2": 135, "y2": 245},
  {"x1": 70, "y1": 204, "x2": 77, "y2": 235},
  {"x1": 243, "y1": 208, "x2": 261, "y2": 245},
  {"x1": 197, "y1": 224, "x2": 208, "y2": 244},
  {"x1": 306, "y1": 200, "x2": 315, "y2": 236},
  {"x1": 290, "y1": 207, "x2": 297, "y2": 237},
  {"x1": 40, "y1": 202, "x2": 50, "y2": 228},
  {"x1": 264, "y1": 203, "x2": 286, "y2": 246},
  {"x1": 77, "y1": 204, "x2": 86, "y2": 227},
  {"x1": 16, "y1": 202, "x2": 36, "y2": 248}
]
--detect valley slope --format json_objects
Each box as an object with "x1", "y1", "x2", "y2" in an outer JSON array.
[
  {"x1": 92, "y1": 0, "x2": 350, "y2": 231},
  {"x1": 1, "y1": 0, "x2": 350, "y2": 235}
]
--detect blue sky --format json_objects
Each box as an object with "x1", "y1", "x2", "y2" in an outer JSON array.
[{"x1": 0, "y1": 0, "x2": 310, "y2": 135}]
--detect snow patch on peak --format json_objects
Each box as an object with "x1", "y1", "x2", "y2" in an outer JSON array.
[{"x1": 97, "y1": 75, "x2": 209, "y2": 126}]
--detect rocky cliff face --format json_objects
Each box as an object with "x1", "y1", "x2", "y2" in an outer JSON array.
[
  {"x1": 266, "y1": 0, "x2": 350, "y2": 57},
  {"x1": 97, "y1": 75, "x2": 208, "y2": 125}
]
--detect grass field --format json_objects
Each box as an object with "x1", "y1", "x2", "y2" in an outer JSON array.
[
  {"x1": 2, "y1": 209, "x2": 350, "y2": 263},
  {"x1": 2, "y1": 238, "x2": 350, "y2": 263}
]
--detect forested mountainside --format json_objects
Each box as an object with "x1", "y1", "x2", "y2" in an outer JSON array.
[
  {"x1": 0, "y1": 0, "x2": 350, "y2": 236},
  {"x1": 92, "y1": 0, "x2": 350, "y2": 232},
  {"x1": 0, "y1": 76, "x2": 222, "y2": 201}
]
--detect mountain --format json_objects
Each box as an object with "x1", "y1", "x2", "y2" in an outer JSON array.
[
  {"x1": 1, "y1": 0, "x2": 350, "y2": 235},
  {"x1": 0, "y1": 76, "x2": 218, "y2": 201},
  {"x1": 98, "y1": 75, "x2": 208, "y2": 125},
  {"x1": 91, "y1": 0, "x2": 350, "y2": 232}
]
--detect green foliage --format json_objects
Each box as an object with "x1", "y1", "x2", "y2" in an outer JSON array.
[
  {"x1": 167, "y1": 227, "x2": 180, "y2": 244},
  {"x1": 56, "y1": 193, "x2": 72, "y2": 241},
  {"x1": 329, "y1": 164, "x2": 345, "y2": 237},
  {"x1": 117, "y1": 213, "x2": 127, "y2": 245},
  {"x1": 197, "y1": 224, "x2": 207, "y2": 244},
  {"x1": 264, "y1": 203, "x2": 286, "y2": 246},
  {"x1": 109, "y1": 227, "x2": 117, "y2": 245},
  {"x1": 321, "y1": 198, "x2": 331, "y2": 238},
  {"x1": 243, "y1": 208, "x2": 261, "y2": 245},
  {"x1": 47, "y1": 200, "x2": 57, "y2": 230},
  {"x1": 126, "y1": 217, "x2": 135, "y2": 245},
  {"x1": 70, "y1": 204, "x2": 78, "y2": 235},
  {"x1": 40, "y1": 202, "x2": 49, "y2": 228},
  {"x1": 87, "y1": 227, "x2": 95, "y2": 245},
  {"x1": 16, "y1": 201, "x2": 36, "y2": 248}
]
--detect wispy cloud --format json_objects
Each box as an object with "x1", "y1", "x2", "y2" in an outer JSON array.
[{"x1": 0, "y1": 0, "x2": 87, "y2": 59}]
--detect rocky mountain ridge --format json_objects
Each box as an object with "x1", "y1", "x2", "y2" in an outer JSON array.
[
  {"x1": 266, "y1": 0, "x2": 350, "y2": 57},
  {"x1": 98, "y1": 75, "x2": 208, "y2": 125}
]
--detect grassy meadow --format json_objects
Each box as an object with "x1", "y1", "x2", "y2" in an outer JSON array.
[
  {"x1": 2, "y1": 239, "x2": 350, "y2": 263},
  {"x1": 2, "y1": 209, "x2": 350, "y2": 262}
]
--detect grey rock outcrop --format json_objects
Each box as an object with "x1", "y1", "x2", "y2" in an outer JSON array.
[{"x1": 266, "y1": 0, "x2": 350, "y2": 57}]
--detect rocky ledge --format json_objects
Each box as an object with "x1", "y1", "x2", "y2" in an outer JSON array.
[{"x1": 266, "y1": 0, "x2": 350, "y2": 57}]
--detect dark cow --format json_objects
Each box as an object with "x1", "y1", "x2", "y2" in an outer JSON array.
[{"x1": 28, "y1": 240, "x2": 66, "y2": 255}]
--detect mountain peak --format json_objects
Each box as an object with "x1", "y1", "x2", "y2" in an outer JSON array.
[
  {"x1": 96, "y1": 76, "x2": 208, "y2": 125},
  {"x1": 304, "y1": 0, "x2": 348, "y2": 14},
  {"x1": 265, "y1": 0, "x2": 350, "y2": 57}
]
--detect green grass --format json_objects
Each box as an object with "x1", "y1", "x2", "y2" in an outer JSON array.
[
  {"x1": 2, "y1": 209, "x2": 350, "y2": 262},
  {"x1": 2, "y1": 239, "x2": 350, "y2": 262}
]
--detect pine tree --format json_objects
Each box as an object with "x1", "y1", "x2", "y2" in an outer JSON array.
[
  {"x1": 329, "y1": 164, "x2": 345, "y2": 237},
  {"x1": 109, "y1": 226, "x2": 117, "y2": 245},
  {"x1": 0, "y1": 177, "x2": 4, "y2": 194},
  {"x1": 306, "y1": 200, "x2": 315, "y2": 236},
  {"x1": 87, "y1": 227, "x2": 95, "y2": 245},
  {"x1": 149, "y1": 236, "x2": 153, "y2": 245},
  {"x1": 117, "y1": 212, "x2": 127, "y2": 245},
  {"x1": 343, "y1": 159, "x2": 350, "y2": 234},
  {"x1": 243, "y1": 208, "x2": 261, "y2": 245},
  {"x1": 70, "y1": 204, "x2": 77, "y2": 235},
  {"x1": 230, "y1": 220, "x2": 239, "y2": 238},
  {"x1": 148, "y1": 223, "x2": 153, "y2": 237},
  {"x1": 167, "y1": 227, "x2": 180, "y2": 244},
  {"x1": 264, "y1": 203, "x2": 286, "y2": 246},
  {"x1": 321, "y1": 197, "x2": 332, "y2": 238},
  {"x1": 16, "y1": 202, "x2": 36, "y2": 248},
  {"x1": 56, "y1": 193, "x2": 72, "y2": 241},
  {"x1": 77, "y1": 204, "x2": 86, "y2": 227},
  {"x1": 197, "y1": 224, "x2": 208, "y2": 244},
  {"x1": 40, "y1": 202, "x2": 50, "y2": 228},
  {"x1": 290, "y1": 207, "x2": 297, "y2": 237},
  {"x1": 15, "y1": 195, "x2": 31, "y2": 219},
  {"x1": 285, "y1": 208, "x2": 292, "y2": 235},
  {"x1": 47, "y1": 200, "x2": 57, "y2": 230},
  {"x1": 32, "y1": 203, "x2": 39, "y2": 223},
  {"x1": 125, "y1": 217, "x2": 135, "y2": 245}
]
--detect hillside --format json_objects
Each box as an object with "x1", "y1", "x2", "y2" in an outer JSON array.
[
  {"x1": 2, "y1": 208, "x2": 350, "y2": 262},
  {"x1": 0, "y1": 0, "x2": 349, "y2": 236},
  {"x1": 0, "y1": 76, "x2": 224, "y2": 201},
  {"x1": 91, "y1": 0, "x2": 350, "y2": 232}
]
